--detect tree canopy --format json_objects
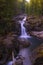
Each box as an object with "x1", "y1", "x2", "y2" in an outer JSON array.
[{"x1": 0, "y1": 0, "x2": 43, "y2": 35}]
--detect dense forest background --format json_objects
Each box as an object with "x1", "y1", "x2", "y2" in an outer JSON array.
[
  {"x1": 0, "y1": 0, "x2": 43, "y2": 35},
  {"x1": 0, "y1": 0, "x2": 43, "y2": 17}
]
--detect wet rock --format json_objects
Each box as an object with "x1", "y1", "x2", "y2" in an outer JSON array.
[
  {"x1": 12, "y1": 15, "x2": 26, "y2": 35},
  {"x1": 24, "y1": 16, "x2": 43, "y2": 31},
  {"x1": 3, "y1": 33, "x2": 17, "y2": 48},
  {"x1": 14, "y1": 55, "x2": 25, "y2": 65},
  {"x1": 3, "y1": 33, "x2": 19, "y2": 56},
  {"x1": 13, "y1": 14, "x2": 26, "y2": 21},
  {"x1": 30, "y1": 43, "x2": 43, "y2": 65},
  {"x1": 29, "y1": 31, "x2": 43, "y2": 39},
  {"x1": 18, "y1": 38, "x2": 31, "y2": 48}
]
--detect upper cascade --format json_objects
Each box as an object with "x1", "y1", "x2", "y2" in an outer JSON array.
[{"x1": 19, "y1": 16, "x2": 31, "y2": 38}]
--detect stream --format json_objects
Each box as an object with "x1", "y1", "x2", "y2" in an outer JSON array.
[{"x1": 7, "y1": 16, "x2": 43, "y2": 65}]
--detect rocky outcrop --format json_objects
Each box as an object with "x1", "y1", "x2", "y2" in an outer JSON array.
[
  {"x1": 18, "y1": 38, "x2": 31, "y2": 48},
  {"x1": 12, "y1": 15, "x2": 26, "y2": 35},
  {"x1": 30, "y1": 31, "x2": 43, "y2": 39},
  {"x1": 30, "y1": 43, "x2": 43, "y2": 64},
  {"x1": 0, "y1": 33, "x2": 19, "y2": 64},
  {"x1": 24, "y1": 16, "x2": 43, "y2": 31},
  {"x1": 14, "y1": 55, "x2": 25, "y2": 65}
]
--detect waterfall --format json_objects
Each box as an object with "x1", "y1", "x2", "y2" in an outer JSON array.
[
  {"x1": 20, "y1": 16, "x2": 31, "y2": 38},
  {"x1": 7, "y1": 16, "x2": 31, "y2": 65}
]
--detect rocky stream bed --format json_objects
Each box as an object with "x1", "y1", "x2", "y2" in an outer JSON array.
[{"x1": 0, "y1": 15, "x2": 43, "y2": 65}]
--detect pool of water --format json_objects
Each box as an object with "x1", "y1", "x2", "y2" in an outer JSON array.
[{"x1": 28, "y1": 36, "x2": 43, "y2": 50}]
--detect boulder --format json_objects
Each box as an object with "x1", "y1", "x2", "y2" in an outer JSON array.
[
  {"x1": 24, "y1": 16, "x2": 43, "y2": 31},
  {"x1": 18, "y1": 38, "x2": 31, "y2": 49},
  {"x1": 0, "y1": 33, "x2": 19, "y2": 64},
  {"x1": 30, "y1": 31, "x2": 43, "y2": 39},
  {"x1": 14, "y1": 55, "x2": 25, "y2": 65}
]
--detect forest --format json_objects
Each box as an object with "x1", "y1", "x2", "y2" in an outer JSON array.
[
  {"x1": 0, "y1": 0, "x2": 43, "y2": 34},
  {"x1": 0, "y1": 0, "x2": 43, "y2": 35},
  {"x1": 0, "y1": 0, "x2": 43, "y2": 65}
]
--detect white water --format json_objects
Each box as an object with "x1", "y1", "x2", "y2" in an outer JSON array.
[
  {"x1": 7, "y1": 16, "x2": 32, "y2": 65},
  {"x1": 20, "y1": 16, "x2": 31, "y2": 38},
  {"x1": 18, "y1": 16, "x2": 32, "y2": 65},
  {"x1": 18, "y1": 48, "x2": 32, "y2": 65}
]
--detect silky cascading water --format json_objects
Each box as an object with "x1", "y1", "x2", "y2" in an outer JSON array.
[{"x1": 19, "y1": 16, "x2": 31, "y2": 38}]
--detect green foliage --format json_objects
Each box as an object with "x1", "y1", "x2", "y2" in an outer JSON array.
[
  {"x1": 0, "y1": 0, "x2": 43, "y2": 35},
  {"x1": 25, "y1": 0, "x2": 43, "y2": 15},
  {"x1": 0, "y1": 0, "x2": 15, "y2": 35},
  {"x1": 0, "y1": 0, "x2": 14, "y2": 20}
]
